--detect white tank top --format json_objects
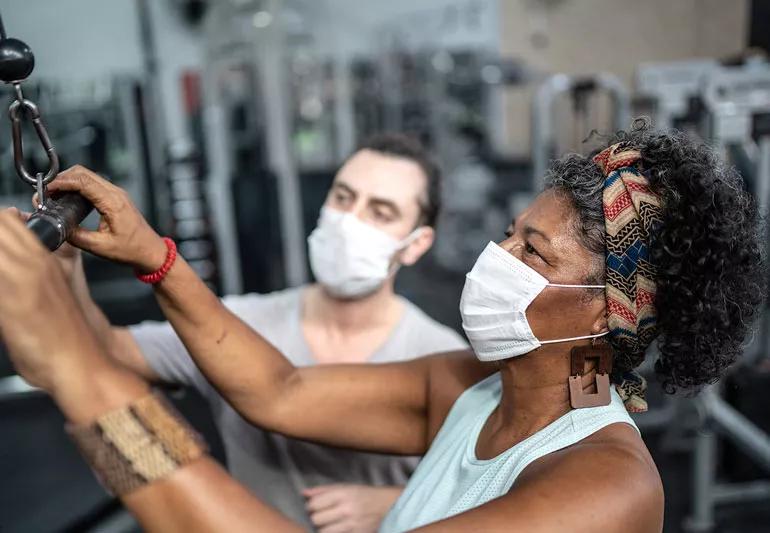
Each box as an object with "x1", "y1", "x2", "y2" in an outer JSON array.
[{"x1": 380, "y1": 373, "x2": 638, "y2": 532}]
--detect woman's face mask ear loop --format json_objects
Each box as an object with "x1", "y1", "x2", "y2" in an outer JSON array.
[{"x1": 460, "y1": 241, "x2": 606, "y2": 361}]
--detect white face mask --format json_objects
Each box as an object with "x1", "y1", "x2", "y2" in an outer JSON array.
[
  {"x1": 308, "y1": 206, "x2": 421, "y2": 299},
  {"x1": 460, "y1": 241, "x2": 607, "y2": 362}
]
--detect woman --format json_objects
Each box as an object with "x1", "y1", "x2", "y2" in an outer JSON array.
[{"x1": 0, "y1": 123, "x2": 763, "y2": 532}]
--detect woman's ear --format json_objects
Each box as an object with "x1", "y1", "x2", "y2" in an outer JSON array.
[{"x1": 589, "y1": 295, "x2": 609, "y2": 336}]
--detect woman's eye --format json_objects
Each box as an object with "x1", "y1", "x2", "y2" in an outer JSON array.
[
  {"x1": 504, "y1": 229, "x2": 513, "y2": 238},
  {"x1": 525, "y1": 242, "x2": 540, "y2": 257}
]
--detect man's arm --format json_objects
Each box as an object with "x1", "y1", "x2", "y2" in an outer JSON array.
[
  {"x1": 65, "y1": 250, "x2": 161, "y2": 381},
  {"x1": 109, "y1": 326, "x2": 160, "y2": 379},
  {"x1": 65, "y1": 246, "x2": 219, "y2": 388},
  {"x1": 76, "y1": 286, "x2": 160, "y2": 381}
]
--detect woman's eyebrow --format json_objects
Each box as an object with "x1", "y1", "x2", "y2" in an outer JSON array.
[{"x1": 523, "y1": 224, "x2": 551, "y2": 244}]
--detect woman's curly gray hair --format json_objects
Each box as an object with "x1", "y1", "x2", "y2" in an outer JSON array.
[{"x1": 543, "y1": 119, "x2": 766, "y2": 393}]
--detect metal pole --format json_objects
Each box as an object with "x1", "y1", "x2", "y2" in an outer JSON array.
[
  {"x1": 684, "y1": 425, "x2": 717, "y2": 532},
  {"x1": 597, "y1": 72, "x2": 631, "y2": 132},
  {"x1": 203, "y1": 98, "x2": 244, "y2": 295},
  {"x1": 254, "y1": 0, "x2": 307, "y2": 287},
  {"x1": 333, "y1": 56, "x2": 355, "y2": 162},
  {"x1": 531, "y1": 74, "x2": 570, "y2": 187},
  {"x1": 136, "y1": 0, "x2": 171, "y2": 232},
  {"x1": 706, "y1": 389, "x2": 770, "y2": 472}
]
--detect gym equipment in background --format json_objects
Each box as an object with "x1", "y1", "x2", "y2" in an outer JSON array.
[
  {"x1": 634, "y1": 56, "x2": 770, "y2": 532},
  {"x1": 0, "y1": 12, "x2": 93, "y2": 251},
  {"x1": 531, "y1": 72, "x2": 631, "y2": 189}
]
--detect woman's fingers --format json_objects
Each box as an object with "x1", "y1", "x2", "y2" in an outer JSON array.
[
  {"x1": 0, "y1": 209, "x2": 39, "y2": 255},
  {"x1": 43, "y1": 165, "x2": 161, "y2": 267},
  {"x1": 0, "y1": 211, "x2": 23, "y2": 258},
  {"x1": 4, "y1": 206, "x2": 31, "y2": 223},
  {"x1": 67, "y1": 225, "x2": 111, "y2": 254},
  {"x1": 46, "y1": 166, "x2": 123, "y2": 217}
]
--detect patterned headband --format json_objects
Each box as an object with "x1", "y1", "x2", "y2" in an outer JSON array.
[{"x1": 594, "y1": 142, "x2": 663, "y2": 360}]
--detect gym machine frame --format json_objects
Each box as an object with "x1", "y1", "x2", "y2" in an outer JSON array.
[
  {"x1": 531, "y1": 72, "x2": 631, "y2": 188},
  {"x1": 635, "y1": 59, "x2": 719, "y2": 131},
  {"x1": 682, "y1": 62, "x2": 770, "y2": 532}
]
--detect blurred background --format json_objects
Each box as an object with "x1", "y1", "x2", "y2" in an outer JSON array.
[{"x1": 0, "y1": 0, "x2": 769, "y2": 531}]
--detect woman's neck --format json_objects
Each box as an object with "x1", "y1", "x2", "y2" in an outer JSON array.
[{"x1": 479, "y1": 345, "x2": 601, "y2": 456}]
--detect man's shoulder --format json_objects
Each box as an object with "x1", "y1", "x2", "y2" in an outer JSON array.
[
  {"x1": 398, "y1": 298, "x2": 468, "y2": 352},
  {"x1": 222, "y1": 285, "x2": 304, "y2": 315},
  {"x1": 400, "y1": 298, "x2": 459, "y2": 335}
]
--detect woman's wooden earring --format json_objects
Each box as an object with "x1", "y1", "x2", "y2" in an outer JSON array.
[{"x1": 568, "y1": 343, "x2": 613, "y2": 408}]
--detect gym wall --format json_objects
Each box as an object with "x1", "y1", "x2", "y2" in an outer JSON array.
[{"x1": 499, "y1": 0, "x2": 750, "y2": 157}]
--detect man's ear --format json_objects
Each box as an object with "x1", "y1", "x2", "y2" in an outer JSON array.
[{"x1": 398, "y1": 226, "x2": 435, "y2": 266}]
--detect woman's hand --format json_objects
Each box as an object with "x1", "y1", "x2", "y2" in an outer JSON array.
[
  {"x1": 46, "y1": 165, "x2": 167, "y2": 272},
  {"x1": 0, "y1": 209, "x2": 105, "y2": 392},
  {"x1": 12, "y1": 206, "x2": 83, "y2": 284}
]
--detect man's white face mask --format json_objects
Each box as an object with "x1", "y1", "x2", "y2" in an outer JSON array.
[
  {"x1": 460, "y1": 241, "x2": 607, "y2": 361},
  {"x1": 308, "y1": 207, "x2": 422, "y2": 299}
]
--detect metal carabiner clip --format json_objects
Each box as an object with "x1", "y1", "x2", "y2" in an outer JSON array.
[{"x1": 8, "y1": 88, "x2": 60, "y2": 189}]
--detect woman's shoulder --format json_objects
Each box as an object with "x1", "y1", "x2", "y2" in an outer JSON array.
[
  {"x1": 515, "y1": 423, "x2": 664, "y2": 530},
  {"x1": 535, "y1": 421, "x2": 659, "y2": 486}
]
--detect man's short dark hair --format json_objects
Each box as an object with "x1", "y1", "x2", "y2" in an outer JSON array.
[{"x1": 355, "y1": 133, "x2": 442, "y2": 228}]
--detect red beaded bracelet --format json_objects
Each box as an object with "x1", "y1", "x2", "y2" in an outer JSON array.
[{"x1": 135, "y1": 237, "x2": 178, "y2": 284}]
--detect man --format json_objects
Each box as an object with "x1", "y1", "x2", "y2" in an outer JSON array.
[{"x1": 67, "y1": 133, "x2": 467, "y2": 532}]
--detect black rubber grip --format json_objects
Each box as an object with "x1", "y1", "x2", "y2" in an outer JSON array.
[{"x1": 26, "y1": 192, "x2": 93, "y2": 251}]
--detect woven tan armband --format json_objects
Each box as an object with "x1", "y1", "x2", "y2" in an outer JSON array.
[{"x1": 66, "y1": 391, "x2": 208, "y2": 496}]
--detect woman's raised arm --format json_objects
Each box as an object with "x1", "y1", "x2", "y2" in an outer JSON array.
[{"x1": 45, "y1": 167, "x2": 487, "y2": 455}]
